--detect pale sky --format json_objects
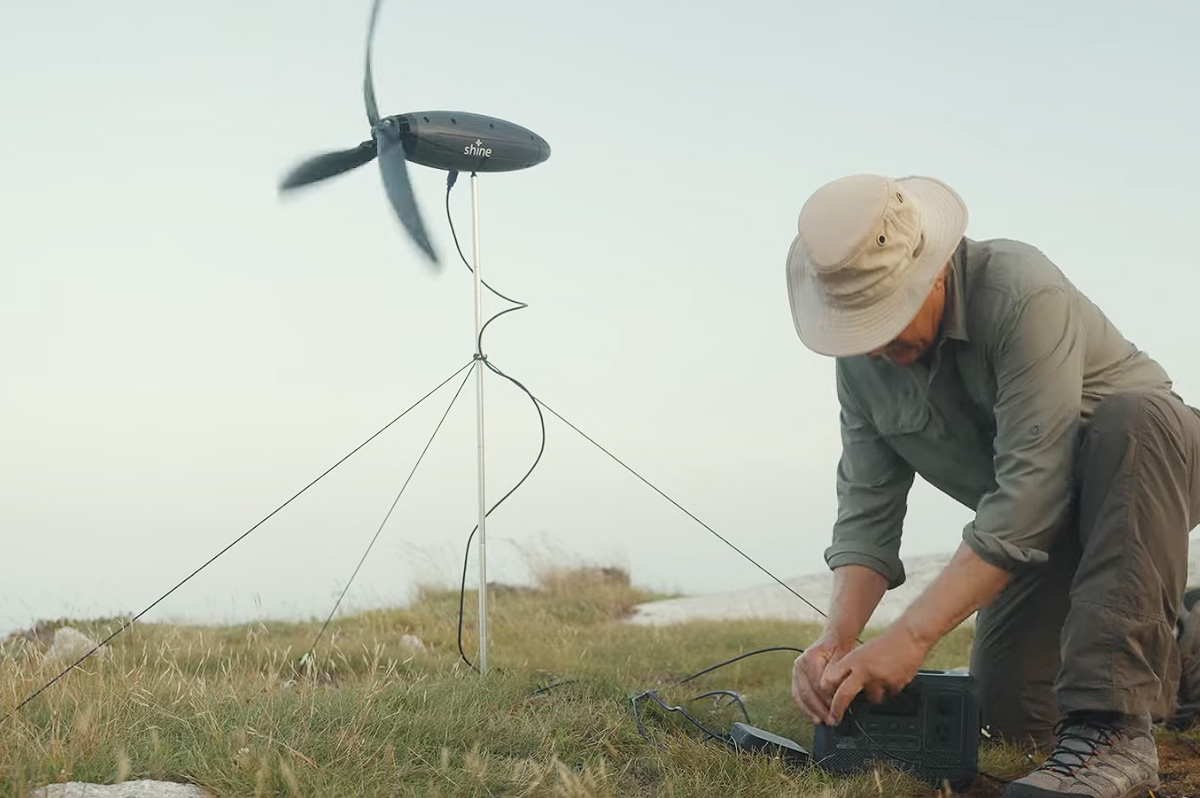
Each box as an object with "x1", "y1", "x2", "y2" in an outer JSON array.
[{"x1": 3, "y1": 0, "x2": 1199, "y2": 636}]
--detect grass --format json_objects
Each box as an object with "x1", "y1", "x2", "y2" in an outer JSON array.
[{"x1": 2, "y1": 564, "x2": 1197, "y2": 797}]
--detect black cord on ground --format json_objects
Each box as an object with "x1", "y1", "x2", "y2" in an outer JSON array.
[
  {"x1": 679, "y1": 646, "x2": 807, "y2": 684},
  {"x1": 690, "y1": 690, "x2": 751, "y2": 724},
  {"x1": 630, "y1": 690, "x2": 733, "y2": 748},
  {"x1": 302, "y1": 366, "x2": 474, "y2": 669},
  {"x1": 530, "y1": 678, "x2": 579, "y2": 696},
  {"x1": 0, "y1": 361, "x2": 473, "y2": 726}
]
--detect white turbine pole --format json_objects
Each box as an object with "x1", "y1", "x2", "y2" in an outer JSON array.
[{"x1": 470, "y1": 171, "x2": 488, "y2": 675}]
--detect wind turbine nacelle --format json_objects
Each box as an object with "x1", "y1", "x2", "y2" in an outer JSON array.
[{"x1": 396, "y1": 111, "x2": 551, "y2": 174}]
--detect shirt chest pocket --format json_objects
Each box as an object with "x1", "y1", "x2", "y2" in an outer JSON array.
[{"x1": 867, "y1": 393, "x2": 931, "y2": 438}]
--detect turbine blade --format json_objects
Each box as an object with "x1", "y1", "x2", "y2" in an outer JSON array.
[
  {"x1": 278, "y1": 142, "x2": 378, "y2": 190},
  {"x1": 376, "y1": 125, "x2": 438, "y2": 266},
  {"x1": 363, "y1": 0, "x2": 383, "y2": 126}
]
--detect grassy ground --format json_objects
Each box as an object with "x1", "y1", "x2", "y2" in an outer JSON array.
[{"x1": 2, "y1": 566, "x2": 1198, "y2": 797}]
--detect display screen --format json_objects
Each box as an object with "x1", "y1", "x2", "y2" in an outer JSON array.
[{"x1": 860, "y1": 686, "x2": 921, "y2": 717}]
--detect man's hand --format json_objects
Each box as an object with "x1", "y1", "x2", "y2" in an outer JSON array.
[
  {"x1": 818, "y1": 624, "x2": 928, "y2": 726},
  {"x1": 791, "y1": 564, "x2": 889, "y2": 725},
  {"x1": 791, "y1": 634, "x2": 856, "y2": 725},
  {"x1": 811, "y1": 541, "x2": 1012, "y2": 726}
]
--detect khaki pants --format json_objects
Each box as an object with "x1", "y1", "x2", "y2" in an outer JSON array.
[{"x1": 969, "y1": 391, "x2": 1200, "y2": 753}]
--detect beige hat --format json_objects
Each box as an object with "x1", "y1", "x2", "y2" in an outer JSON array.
[{"x1": 785, "y1": 174, "x2": 968, "y2": 357}]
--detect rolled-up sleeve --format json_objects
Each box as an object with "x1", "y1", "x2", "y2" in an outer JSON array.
[
  {"x1": 825, "y1": 365, "x2": 916, "y2": 589},
  {"x1": 962, "y1": 285, "x2": 1085, "y2": 571}
]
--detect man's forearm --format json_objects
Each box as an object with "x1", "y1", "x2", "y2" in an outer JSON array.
[
  {"x1": 897, "y1": 541, "x2": 1010, "y2": 649},
  {"x1": 825, "y1": 564, "x2": 889, "y2": 644}
]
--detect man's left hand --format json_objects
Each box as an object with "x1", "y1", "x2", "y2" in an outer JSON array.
[{"x1": 817, "y1": 623, "x2": 929, "y2": 726}]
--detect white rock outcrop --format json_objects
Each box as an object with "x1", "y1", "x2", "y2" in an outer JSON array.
[
  {"x1": 628, "y1": 535, "x2": 1200, "y2": 629},
  {"x1": 45, "y1": 627, "x2": 111, "y2": 662}
]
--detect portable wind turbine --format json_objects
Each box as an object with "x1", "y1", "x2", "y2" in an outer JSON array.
[{"x1": 277, "y1": 0, "x2": 551, "y2": 674}]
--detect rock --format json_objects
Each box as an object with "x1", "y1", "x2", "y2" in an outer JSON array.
[
  {"x1": 46, "y1": 627, "x2": 111, "y2": 663},
  {"x1": 585, "y1": 566, "x2": 631, "y2": 586},
  {"x1": 32, "y1": 781, "x2": 211, "y2": 798},
  {"x1": 3, "y1": 618, "x2": 68, "y2": 651}
]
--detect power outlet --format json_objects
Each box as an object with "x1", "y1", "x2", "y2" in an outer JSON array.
[
  {"x1": 926, "y1": 694, "x2": 961, "y2": 751},
  {"x1": 813, "y1": 670, "x2": 980, "y2": 787}
]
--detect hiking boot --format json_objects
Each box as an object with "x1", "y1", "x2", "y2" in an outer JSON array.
[{"x1": 1002, "y1": 713, "x2": 1159, "y2": 798}]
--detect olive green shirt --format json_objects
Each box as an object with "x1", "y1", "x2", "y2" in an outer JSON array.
[{"x1": 827, "y1": 237, "x2": 1174, "y2": 588}]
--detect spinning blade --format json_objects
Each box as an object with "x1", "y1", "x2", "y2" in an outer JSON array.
[
  {"x1": 279, "y1": 142, "x2": 377, "y2": 189},
  {"x1": 375, "y1": 121, "x2": 436, "y2": 262},
  {"x1": 278, "y1": 0, "x2": 439, "y2": 267},
  {"x1": 364, "y1": 0, "x2": 382, "y2": 126}
]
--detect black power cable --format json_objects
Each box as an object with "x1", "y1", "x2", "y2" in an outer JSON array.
[
  {"x1": 691, "y1": 690, "x2": 752, "y2": 724},
  {"x1": 444, "y1": 170, "x2": 526, "y2": 310},
  {"x1": 443, "y1": 171, "x2": 547, "y2": 672},
  {"x1": 455, "y1": 362, "x2": 547, "y2": 672},
  {"x1": 630, "y1": 690, "x2": 732, "y2": 748},
  {"x1": 679, "y1": 646, "x2": 807, "y2": 684},
  {"x1": 0, "y1": 361, "x2": 473, "y2": 726},
  {"x1": 624, "y1": 647, "x2": 801, "y2": 754}
]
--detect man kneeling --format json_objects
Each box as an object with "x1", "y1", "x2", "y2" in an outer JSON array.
[{"x1": 784, "y1": 173, "x2": 1200, "y2": 798}]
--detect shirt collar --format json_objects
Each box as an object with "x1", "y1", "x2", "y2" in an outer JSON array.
[{"x1": 940, "y1": 237, "x2": 970, "y2": 343}]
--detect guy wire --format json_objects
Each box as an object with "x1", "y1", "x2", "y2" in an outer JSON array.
[
  {"x1": 302, "y1": 364, "x2": 475, "y2": 669},
  {"x1": 533, "y1": 397, "x2": 835, "y2": 625},
  {"x1": 0, "y1": 360, "x2": 474, "y2": 726}
]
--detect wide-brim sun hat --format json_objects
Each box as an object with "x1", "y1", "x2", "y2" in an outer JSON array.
[{"x1": 786, "y1": 174, "x2": 969, "y2": 358}]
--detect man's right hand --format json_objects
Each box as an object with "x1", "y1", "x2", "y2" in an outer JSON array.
[
  {"x1": 790, "y1": 564, "x2": 889, "y2": 725},
  {"x1": 791, "y1": 633, "x2": 856, "y2": 725}
]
